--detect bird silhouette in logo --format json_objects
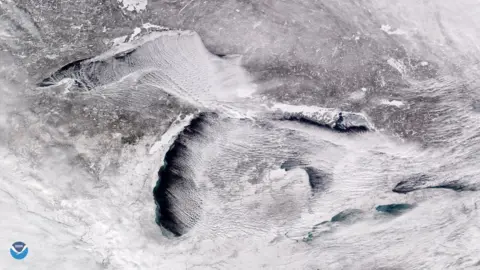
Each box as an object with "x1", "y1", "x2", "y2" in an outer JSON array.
[{"x1": 10, "y1": 241, "x2": 28, "y2": 260}]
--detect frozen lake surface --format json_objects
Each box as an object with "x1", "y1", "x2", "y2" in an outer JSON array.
[{"x1": 1, "y1": 0, "x2": 480, "y2": 269}]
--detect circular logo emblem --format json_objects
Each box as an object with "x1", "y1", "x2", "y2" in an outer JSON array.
[{"x1": 10, "y1": 241, "x2": 28, "y2": 260}]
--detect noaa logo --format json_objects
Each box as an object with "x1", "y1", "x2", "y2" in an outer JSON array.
[{"x1": 10, "y1": 241, "x2": 28, "y2": 260}]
